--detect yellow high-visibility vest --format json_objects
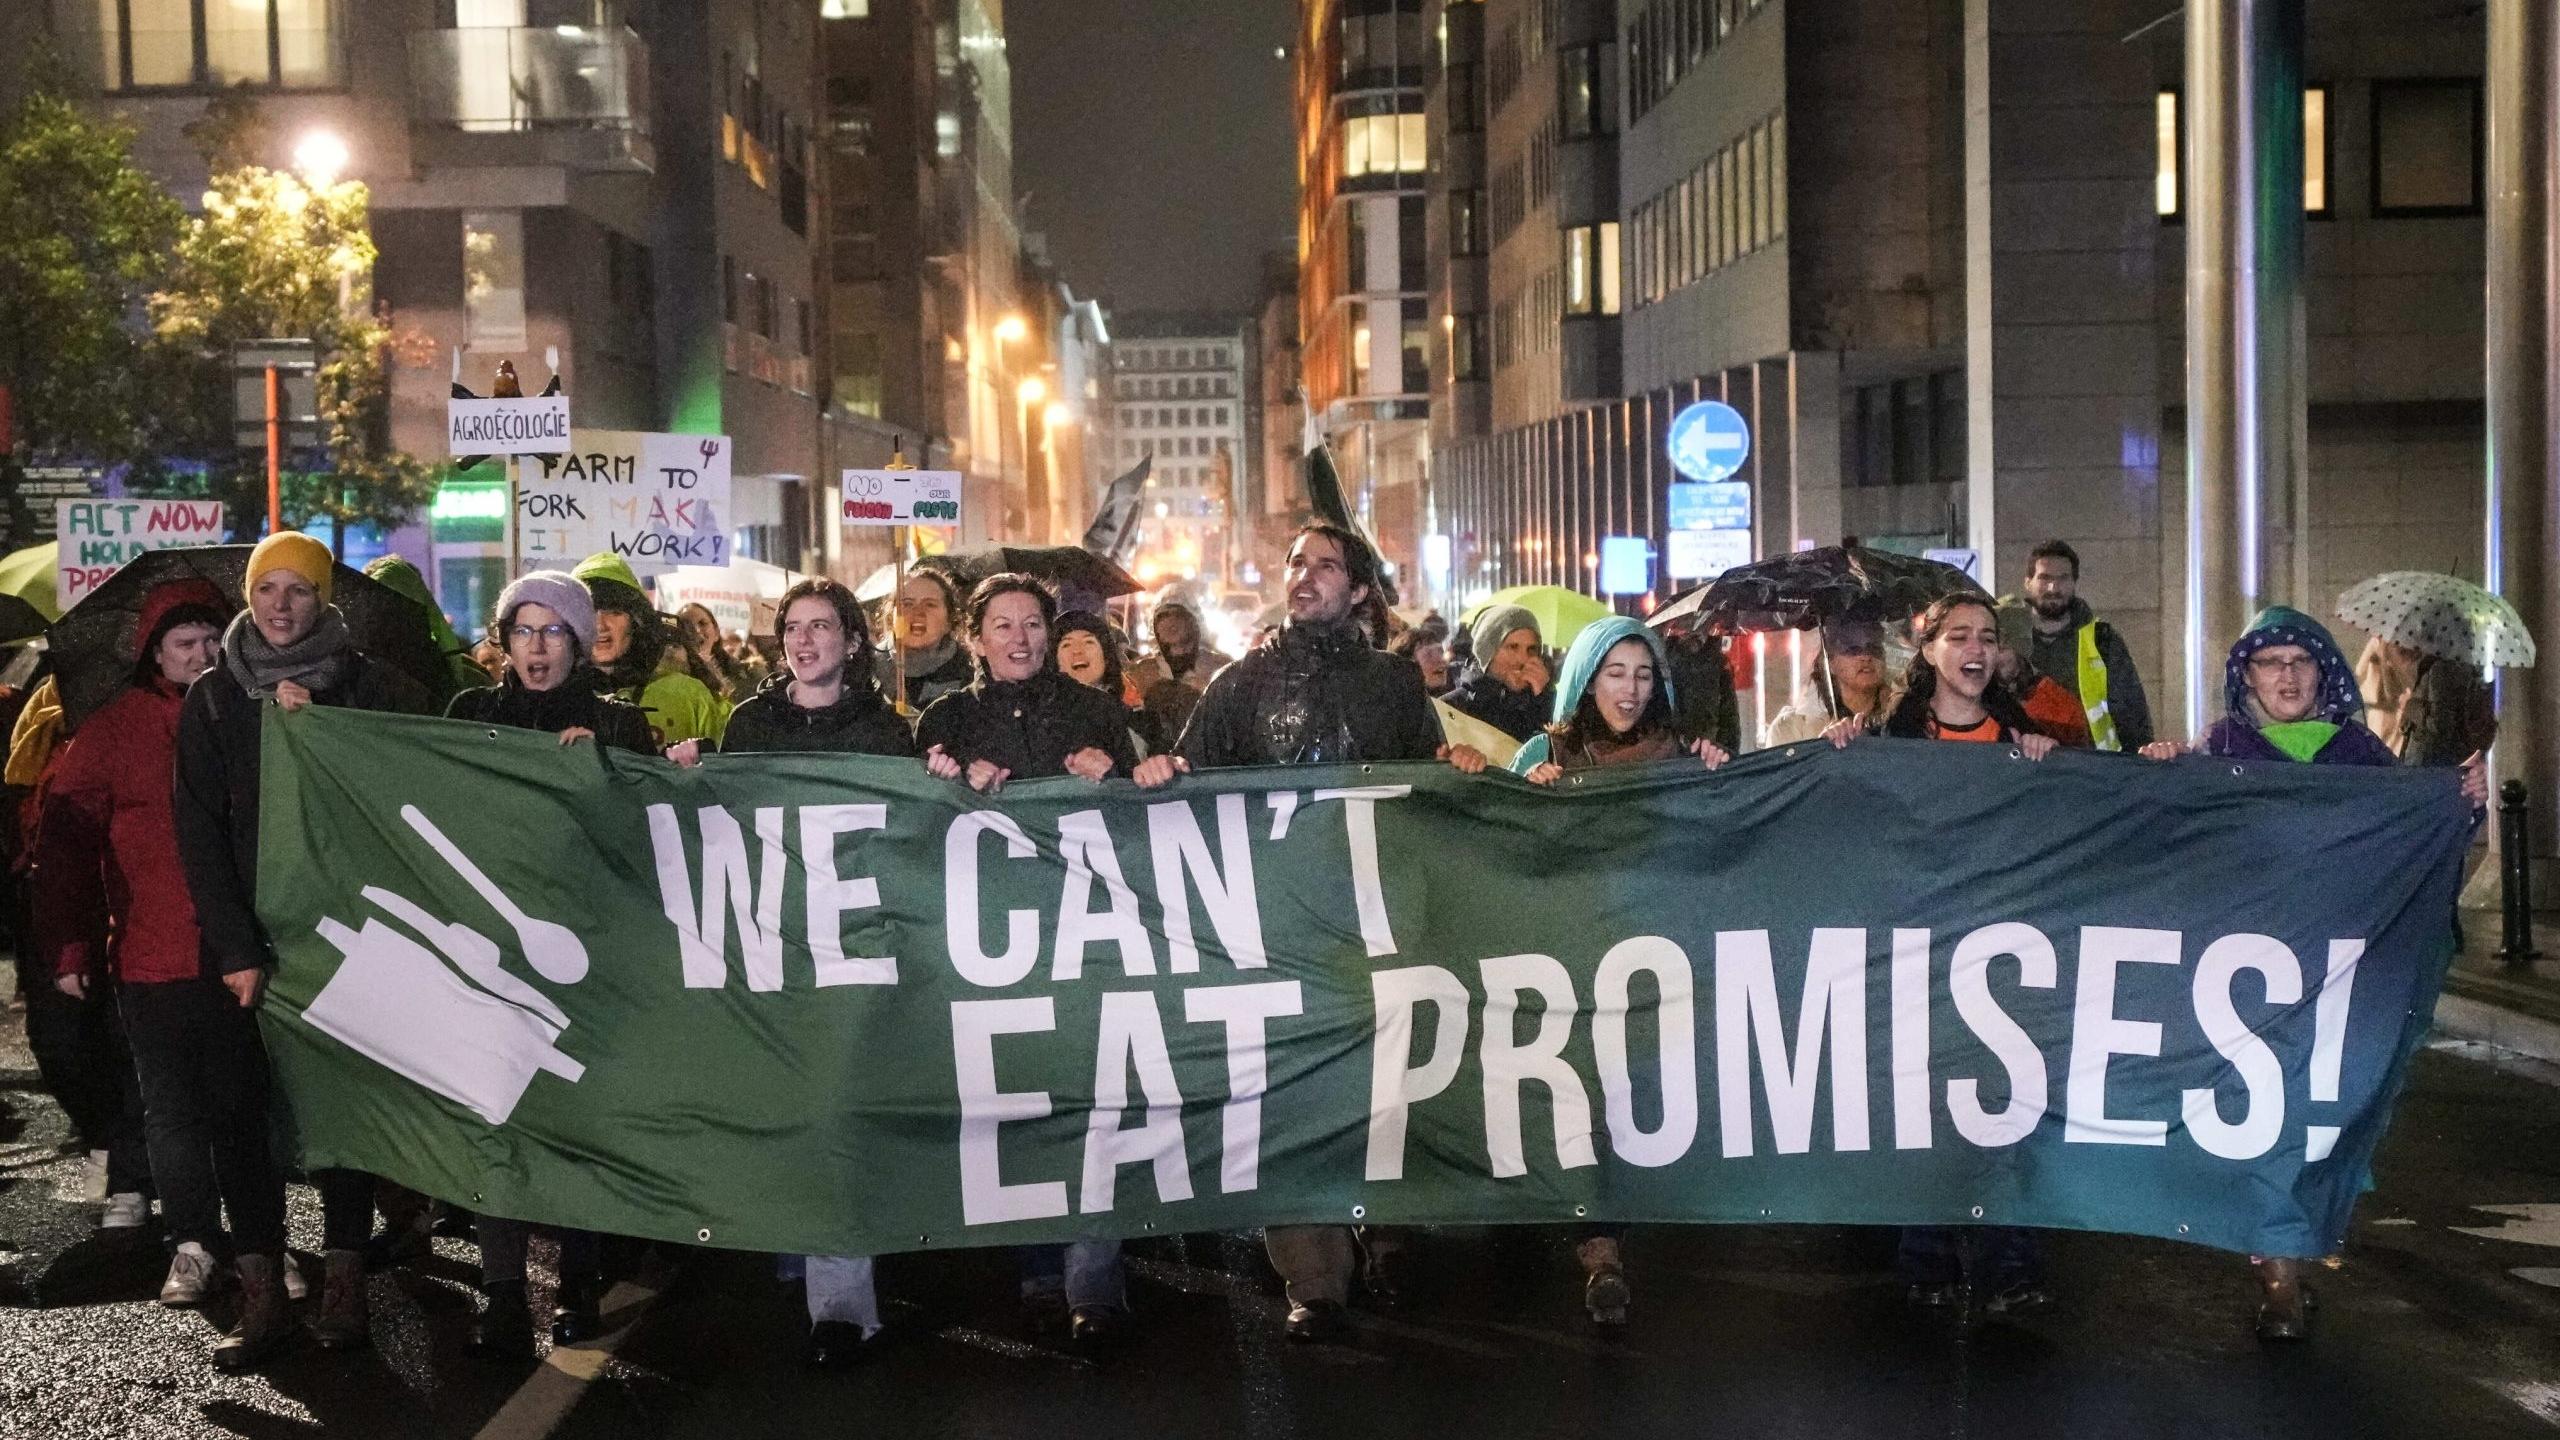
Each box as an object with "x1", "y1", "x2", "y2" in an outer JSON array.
[{"x1": 2077, "y1": 621, "x2": 2120, "y2": 752}]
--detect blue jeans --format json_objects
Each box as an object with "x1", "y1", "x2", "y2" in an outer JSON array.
[
  {"x1": 1897, "y1": 1226, "x2": 2041, "y2": 1290},
  {"x1": 800, "y1": 1253, "x2": 881, "y2": 1334},
  {"x1": 1018, "y1": 1239, "x2": 1127, "y2": 1311}
]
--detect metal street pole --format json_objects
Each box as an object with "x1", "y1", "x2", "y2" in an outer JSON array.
[
  {"x1": 265, "y1": 365, "x2": 282, "y2": 535},
  {"x1": 2487, "y1": 0, "x2": 2559, "y2": 907},
  {"x1": 2183, "y1": 0, "x2": 2305, "y2": 733}
]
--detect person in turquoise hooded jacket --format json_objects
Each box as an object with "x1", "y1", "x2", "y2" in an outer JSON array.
[
  {"x1": 1511, "y1": 616, "x2": 1730, "y2": 783},
  {"x1": 1508, "y1": 616, "x2": 1727, "y2": 1326}
]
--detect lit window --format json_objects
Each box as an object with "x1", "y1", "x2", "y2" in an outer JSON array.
[
  {"x1": 1564, "y1": 225, "x2": 1595, "y2": 314},
  {"x1": 820, "y1": 0, "x2": 871, "y2": 15},
  {"x1": 91, "y1": 0, "x2": 342, "y2": 90},
  {"x1": 462, "y1": 211, "x2": 527, "y2": 353},
  {"x1": 1598, "y1": 221, "x2": 1622, "y2": 315},
  {"x1": 2156, "y1": 87, "x2": 2333, "y2": 219},
  {"x1": 2155, "y1": 90, "x2": 2180, "y2": 217}
]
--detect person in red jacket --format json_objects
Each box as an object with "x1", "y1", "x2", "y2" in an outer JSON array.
[{"x1": 34, "y1": 579, "x2": 236, "y2": 1306}]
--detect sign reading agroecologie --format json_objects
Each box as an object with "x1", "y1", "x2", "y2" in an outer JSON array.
[
  {"x1": 514, "y1": 431, "x2": 732, "y2": 575},
  {"x1": 253, "y1": 710, "x2": 2468, "y2": 1263},
  {"x1": 448, "y1": 395, "x2": 572, "y2": 457},
  {"x1": 56, "y1": 499, "x2": 228, "y2": 606}
]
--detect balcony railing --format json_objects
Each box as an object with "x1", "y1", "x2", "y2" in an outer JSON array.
[{"x1": 408, "y1": 24, "x2": 652, "y2": 167}]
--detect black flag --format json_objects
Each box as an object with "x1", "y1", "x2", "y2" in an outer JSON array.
[
  {"x1": 1302, "y1": 443, "x2": 1396, "y2": 605},
  {"x1": 1081, "y1": 455, "x2": 1152, "y2": 566}
]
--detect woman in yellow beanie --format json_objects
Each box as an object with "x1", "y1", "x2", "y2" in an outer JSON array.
[{"x1": 170, "y1": 531, "x2": 435, "y2": 1371}]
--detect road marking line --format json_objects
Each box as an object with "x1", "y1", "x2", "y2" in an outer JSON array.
[{"x1": 471, "y1": 1276, "x2": 660, "y2": 1440}]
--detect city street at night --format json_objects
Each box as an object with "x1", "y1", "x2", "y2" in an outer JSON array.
[
  {"x1": 8, "y1": 0, "x2": 2560, "y2": 1435},
  {"x1": 7, "y1": 1009, "x2": 2560, "y2": 1439}
]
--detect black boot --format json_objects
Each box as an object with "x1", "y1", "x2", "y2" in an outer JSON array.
[
  {"x1": 550, "y1": 1271, "x2": 603, "y2": 1346},
  {"x1": 469, "y1": 1281, "x2": 534, "y2": 1360},
  {"x1": 804, "y1": 1319, "x2": 872, "y2": 1369}
]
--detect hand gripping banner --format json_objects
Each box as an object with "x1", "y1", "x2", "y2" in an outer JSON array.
[{"x1": 254, "y1": 708, "x2": 2468, "y2": 1260}]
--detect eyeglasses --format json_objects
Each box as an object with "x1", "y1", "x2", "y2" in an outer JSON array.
[
  {"x1": 508, "y1": 624, "x2": 574, "y2": 645},
  {"x1": 2247, "y1": 654, "x2": 2318, "y2": 677}
]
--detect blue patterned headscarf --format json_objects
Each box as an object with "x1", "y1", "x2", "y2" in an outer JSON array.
[{"x1": 2223, "y1": 605, "x2": 2363, "y2": 727}]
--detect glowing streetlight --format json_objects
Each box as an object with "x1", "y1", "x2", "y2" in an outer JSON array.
[
  {"x1": 993, "y1": 314, "x2": 1028, "y2": 345},
  {"x1": 1043, "y1": 401, "x2": 1071, "y2": 428},
  {"x1": 1017, "y1": 376, "x2": 1048, "y2": 405},
  {"x1": 293, "y1": 129, "x2": 350, "y2": 186}
]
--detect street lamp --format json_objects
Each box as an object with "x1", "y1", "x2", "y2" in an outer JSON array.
[
  {"x1": 293, "y1": 129, "x2": 350, "y2": 187},
  {"x1": 993, "y1": 314, "x2": 1028, "y2": 346}
]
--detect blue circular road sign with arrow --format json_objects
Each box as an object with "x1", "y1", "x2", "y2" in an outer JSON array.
[{"x1": 1668, "y1": 400, "x2": 1751, "y2": 483}]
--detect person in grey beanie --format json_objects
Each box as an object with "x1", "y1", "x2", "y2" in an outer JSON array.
[{"x1": 441, "y1": 571, "x2": 650, "y2": 1358}]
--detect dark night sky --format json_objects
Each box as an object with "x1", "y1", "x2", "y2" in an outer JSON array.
[{"x1": 1008, "y1": 1, "x2": 1297, "y2": 320}]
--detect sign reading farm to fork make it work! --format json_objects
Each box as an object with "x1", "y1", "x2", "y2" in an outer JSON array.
[{"x1": 514, "y1": 430, "x2": 733, "y2": 575}]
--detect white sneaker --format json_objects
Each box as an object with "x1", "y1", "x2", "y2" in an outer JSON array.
[
  {"x1": 100, "y1": 1192, "x2": 149, "y2": 1230},
  {"x1": 161, "y1": 1242, "x2": 216, "y2": 1306},
  {"x1": 282, "y1": 1252, "x2": 309, "y2": 1301},
  {"x1": 81, "y1": 1150, "x2": 109, "y2": 1203}
]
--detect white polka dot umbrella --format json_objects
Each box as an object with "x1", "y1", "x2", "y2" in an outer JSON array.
[{"x1": 2336, "y1": 571, "x2": 2538, "y2": 669}]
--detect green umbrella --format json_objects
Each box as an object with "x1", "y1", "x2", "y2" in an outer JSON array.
[
  {"x1": 1460, "y1": 584, "x2": 1615, "y2": 652},
  {"x1": 0, "y1": 542, "x2": 60, "y2": 622}
]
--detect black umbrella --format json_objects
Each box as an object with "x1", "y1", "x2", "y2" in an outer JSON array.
[
  {"x1": 1649, "y1": 544, "x2": 1987, "y2": 637},
  {"x1": 0, "y1": 595, "x2": 47, "y2": 648},
  {"x1": 918, "y1": 546, "x2": 1143, "y2": 610},
  {"x1": 51, "y1": 545, "x2": 449, "y2": 728}
]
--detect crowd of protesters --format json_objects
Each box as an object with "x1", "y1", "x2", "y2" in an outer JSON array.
[{"x1": 0, "y1": 519, "x2": 2490, "y2": 1375}]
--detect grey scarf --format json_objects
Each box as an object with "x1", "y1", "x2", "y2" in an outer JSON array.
[{"x1": 221, "y1": 606, "x2": 352, "y2": 698}]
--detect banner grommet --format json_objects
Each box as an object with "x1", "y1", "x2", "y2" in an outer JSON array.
[{"x1": 1350, "y1": 1205, "x2": 1366, "y2": 1220}]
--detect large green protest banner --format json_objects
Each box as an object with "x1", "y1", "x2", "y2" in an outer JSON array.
[{"x1": 255, "y1": 707, "x2": 2468, "y2": 1261}]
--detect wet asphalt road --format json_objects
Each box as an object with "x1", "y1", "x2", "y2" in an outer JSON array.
[{"x1": 5, "y1": 1002, "x2": 2560, "y2": 1439}]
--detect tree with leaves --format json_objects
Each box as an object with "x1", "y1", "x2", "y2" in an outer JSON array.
[
  {"x1": 0, "y1": 70, "x2": 183, "y2": 536},
  {"x1": 140, "y1": 96, "x2": 435, "y2": 541}
]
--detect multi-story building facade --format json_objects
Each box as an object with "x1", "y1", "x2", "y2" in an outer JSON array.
[
  {"x1": 1425, "y1": 0, "x2": 2497, "y2": 741},
  {"x1": 1297, "y1": 0, "x2": 1433, "y2": 588},
  {"x1": 1107, "y1": 318, "x2": 1251, "y2": 589},
  {"x1": 1257, "y1": 254, "x2": 1309, "y2": 563},
  {"x1": 817, "y1": 0, "x2": 1026, "y2": 552},
  {"x1": 13, "y1": 0, "x2": 835, "y2": 622}
]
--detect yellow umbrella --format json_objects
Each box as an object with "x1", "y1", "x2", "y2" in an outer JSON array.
[
  {"x1": 1461, "y1": 584, "x2": 1614, "y2": 652},
  {"x1": 0, "y1": 543, "x2": 61, "y2": 622}
]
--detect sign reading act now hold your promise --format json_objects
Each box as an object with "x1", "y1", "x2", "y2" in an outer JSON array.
[{"x1": 57, "y1": 499, "x2": 227, "y2": 606}]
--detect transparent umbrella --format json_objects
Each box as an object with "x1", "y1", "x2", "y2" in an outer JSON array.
[{"x1": 2335, "y1": 571, "x2": 2536, "y2": 670}]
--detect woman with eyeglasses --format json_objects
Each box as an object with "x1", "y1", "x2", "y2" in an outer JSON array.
[
  {"x1": 2140, "y1": 604, "x2": 2484, "y2": 1342},
  {"x1": 444, "y1": 571, "x2": 652, "y2": 1360}
]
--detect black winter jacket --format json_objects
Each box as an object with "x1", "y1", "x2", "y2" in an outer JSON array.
[
  {"x1": 1175, "y1": 620, "x2": 1444, "y2": 769},
  {"x1": 174, "y1": 652, "x2": 434, "y2": 976},
  {"x1": 1441, "y1": 669, "x2": 1551, "y2": 742},
  {"x1": 722, "y1": 675, "x2": 918, "y2": 758},
  {"x1": 446, "y1": 671, "x2": 656, "y2": 754},
  {"x1": 915, "y1": 669, "x2": 1136, "y2": 779}
]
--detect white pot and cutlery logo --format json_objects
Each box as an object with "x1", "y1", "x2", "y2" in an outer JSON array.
[{"x1": 304, "y1": 806, "x2": 590, "y2": 1125}]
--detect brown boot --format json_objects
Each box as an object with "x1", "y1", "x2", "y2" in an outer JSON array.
[
  {"x1": 2254, "y1": 1257, "x2": 2309, "y2": 1342},
  {"x1": 311, "y1": 1248, "x2": 371, "y2": 1351},
  {"x1": 1576, "y1": 1235, "x2": 1629, "y2": 1325},
  {"x1": 213, "y1": 1253, "x2": 295, "y2": 1371}
]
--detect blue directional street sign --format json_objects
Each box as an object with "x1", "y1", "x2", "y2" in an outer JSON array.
[
  {"x1": 1667, "y1": 481, "x2": 1751, "y2": 532},
  {"x1": 1667, "y1": 400, "x2": 1751, "y2": 483}
]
